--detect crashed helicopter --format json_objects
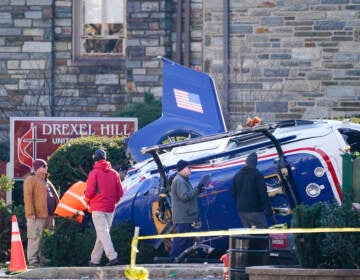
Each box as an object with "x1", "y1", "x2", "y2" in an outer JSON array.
[{"x1": 113, "y1": 58, "x2": 360, "y2": 261}]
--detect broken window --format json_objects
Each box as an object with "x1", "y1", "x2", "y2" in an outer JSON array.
[{"x1": 73, "y1": 0, "x2": 126, "y2": 58}]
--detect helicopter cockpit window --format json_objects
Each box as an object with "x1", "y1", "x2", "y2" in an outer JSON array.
[{"x1": 338, "y1": 128, "x2": 360, "y2": 154}]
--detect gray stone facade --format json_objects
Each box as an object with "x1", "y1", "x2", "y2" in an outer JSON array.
[
  {"x1": 202, "y1": 1, "x2": 360, "y2": 128},
  {"x1": 0, "y1": 0, "x2": 359, "y2": 142}
]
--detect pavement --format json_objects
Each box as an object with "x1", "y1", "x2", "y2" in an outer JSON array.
[{"x1": 0, "y1": 263, "x2": 225, "y2": 280}]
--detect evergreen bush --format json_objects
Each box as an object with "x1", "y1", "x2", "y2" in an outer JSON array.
[
  {"x1": 0, "y1": 203, "x2": 26, "y2": 264},
  {"x1": 292, "y1": 202, "x2": 327, "y2": 268},
  {"x1": 42, "y1": 217, "x2": 165, "y2": 266},
  {"x1": 0, "y1": 201, "x2": 14, "y2": 263},
  {"x1": 42, "y1": 217, "x2": 96, "y2": 266},
  {"x1": 319, "y1": 202, "x2": 360, "y2": 268},
  {"x1": 47, "y1": 135, "x2": 125, "y2": 194},
  {"x1": 0, "y1": 174, "x2": 25, "y2": 265},
  {"x1": 292, "y1": 201, "x2": 360, "y2": 268},
  {"x1": 113, "y1": 92, "x2": 162, "y2": 128}
]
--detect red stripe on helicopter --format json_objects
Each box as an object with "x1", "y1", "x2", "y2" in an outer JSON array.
[{"x1": 192, "y1": 147, "x2": 342, "y2": 201}]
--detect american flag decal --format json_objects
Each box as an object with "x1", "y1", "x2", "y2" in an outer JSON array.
[{"x1": 174, "y1": 88, "x2": 204, "y2": 113}]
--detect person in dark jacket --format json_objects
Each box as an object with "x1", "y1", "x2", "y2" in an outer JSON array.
[
  {"x1": 85, "y1": 149, "x2": 123, "y2": 266},
  {"x1": 232, "y1": 152, "x2": 273, "y2": 228},
  {"x1": 169, "y1": 159, "x2": 204, "y2": 259}
]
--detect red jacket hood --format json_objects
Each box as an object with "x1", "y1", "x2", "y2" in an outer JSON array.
[{"x1": 93, "y1": 159, "x2": 112, "y2": 171}]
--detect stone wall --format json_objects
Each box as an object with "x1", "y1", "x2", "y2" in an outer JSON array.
[
  {"x1": 0, "y1": 0, "x2": 359, "y2": 141},
  {"x1": 0, "y1": 0, "x2": 54, "y2": 141},
  {"x1": 53, "y1": 0, "x2": 168, "y2": 116},
  {"x1": 202, "y1": 1, "x2": 360, "y2": 129},
  {"x1": 0, "y1": 0, "x2": 171, "y2": 142}
]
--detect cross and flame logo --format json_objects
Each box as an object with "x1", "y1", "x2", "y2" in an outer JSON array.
[{"x1": 17, "y1": 124, "x2": 46, "y2": 170}]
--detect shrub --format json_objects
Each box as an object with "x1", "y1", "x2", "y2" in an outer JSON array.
[
  {"x1": 0, "y1": 203, "x2": 26, "y2": 264},
  {"x1": 319, "y1": 202, "x2": 360, "y2": 268},
  {"x1": 113, "y1": 92, "x2": 162, "y2": 128},
  {"x1": 0, "y1": 175, "x2": 14, "y2": 193},
  {"x1": 42, "y1": 217, "x2": 96, "y2": 266},
  {"x1": 292, "y1": 202, "x2": 327, "y2": 268},
  {"x1": 0, "y1": 201, "x2": 14, "y2": 263},
  {"x1": 42, "y1": 217, "x2": 165, "y2": 266},
  {"x1": 292, "y1": 201, "x2": 360, "y2": 268},
  {"x1": 0, "y1": 175, "x2": 25, "y2": 265},
  {"x1": 47, "y1": 135, "x2": 125, "y2": 194}
]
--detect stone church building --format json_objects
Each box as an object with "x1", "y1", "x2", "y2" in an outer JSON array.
[{"x1": 1, "y1": 0, "x2": 360, "y2": 143}]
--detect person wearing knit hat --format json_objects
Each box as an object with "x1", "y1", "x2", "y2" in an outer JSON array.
[
  {"x1": 23, "y1": 158, "x2": 59, "y2": 266},
  {"x1": 32, "y1": 159, "x2": 47, "y2": 172},
  {"x1": 232, "y1": 152, "x2": 274, "y2": 229},
  {"x1": 169, "y1": 159, "x2": 205, "y2": 260},
  {"x1": 245, "y1": 152, "x2": 258, "y2": 168},
  {"x1": 176, "y1": 159, "x2": 190, "y2": 172},
  {"x1": 85, "y1": 148, "x2": 123, "y2": 266}
]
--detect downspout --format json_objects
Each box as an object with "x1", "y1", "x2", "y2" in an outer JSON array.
[
  {"x1": 49, "y1": 0, "x2": 55, "y2": 116},
  {"x1": 223, "y1": 0, "x2": 230, "y2": 126},
  {"x1": 176, "y1": 0, "x2": 183, "y2": 63},
  {"x1": 183, "y1": 0, "x2": 190, "y2": 67}
]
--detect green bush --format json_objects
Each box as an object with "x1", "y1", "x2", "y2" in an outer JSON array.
[
  {"x1": 292, "y1": 202, "x2": 326, "y2": 268},
  {"x1": 48, "y1": 135, "x2": 125, "y2": 194},
  {"x1": 319, "y1": 202, "x2": 360, "y2": 268},
  {"x1": 0, "y1": 203, "x2": 26, "y2": 264},
  {"x1": 292, "y1": 201, "x2": 360, "y2": 268},
  {"x1": 113, "y1": 92, "x2": 162, "y2": 128},
  {"x1": 42, "y1": 217, "x2": 96, "y2": 266},
  {"x1": 42, "y1": 217, "x2": 165, "y2": 266},
  {"x1": 0, "y1": 201, "x2": 14, "y2": 263},
  {"x1": 0, "y1": 175, "x2": 14, "y2": 193}
]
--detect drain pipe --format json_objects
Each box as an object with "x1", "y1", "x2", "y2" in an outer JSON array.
[
  {"x1": 176, "y1": 0, "x2": 183, "y2": 63},
  {"x1": 49, "y1": 1, "x2": 55, "y2": 116},
  {"x1": 223, "y1": 0, "x2": 230, "y2": 126},
  {"x1": 184, "y1": 0, "x2": 190, "y2": 67}
]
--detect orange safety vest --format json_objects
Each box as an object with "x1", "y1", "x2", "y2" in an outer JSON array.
[{"x1": 54, "y1": 181, "x2": 90, "y2": 223}]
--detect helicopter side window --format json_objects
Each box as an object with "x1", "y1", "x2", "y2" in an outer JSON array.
[{"x1": 338, "y1": 128, "x2": 360, "y2": 154}]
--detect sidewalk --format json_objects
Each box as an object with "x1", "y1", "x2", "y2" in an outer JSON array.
[{"x1": 0, "y1": 263, "x2": 224, "y2": 279}]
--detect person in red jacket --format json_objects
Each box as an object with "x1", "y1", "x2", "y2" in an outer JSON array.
[{"x1": 85, "y1": 149, "x2": 123, "y2": 266}]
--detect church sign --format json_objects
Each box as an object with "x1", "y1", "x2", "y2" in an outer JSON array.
[{"x1": 10, "y1": 117, "x2": 137, "y2": 179}]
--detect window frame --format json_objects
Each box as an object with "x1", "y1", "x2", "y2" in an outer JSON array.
[{"x1": 72, "y1": 0, "x2": 126, "y2": 62}]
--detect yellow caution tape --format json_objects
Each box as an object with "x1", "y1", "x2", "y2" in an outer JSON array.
[
  {"x1": 136, "y1": 227, "x2": 360, "y2": 240},
  {"x1": 126, "y1": 226, "x2": 360, "y2": 280},
  {"x1": 124, "y1": 266, "x2": 149, "y2": 280},
  {"x1": 130, "y1": 238, "x2": 139, "y2": 267}
]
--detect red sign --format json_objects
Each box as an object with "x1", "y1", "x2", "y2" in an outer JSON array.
[
  {"x1": 10, "y1": 117, "x2": 137, "y2": 179},
  {"x1": 270, "y1": 233, "x2": 287, "y2": 250}
]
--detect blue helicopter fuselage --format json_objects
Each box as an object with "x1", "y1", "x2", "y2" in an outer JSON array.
[
  {"x1": 113, "y1": 58, "x2": 360, "y2": 255},
  {"x1": 114, "y1": 119, "x2": 360, "y2": 252}
]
